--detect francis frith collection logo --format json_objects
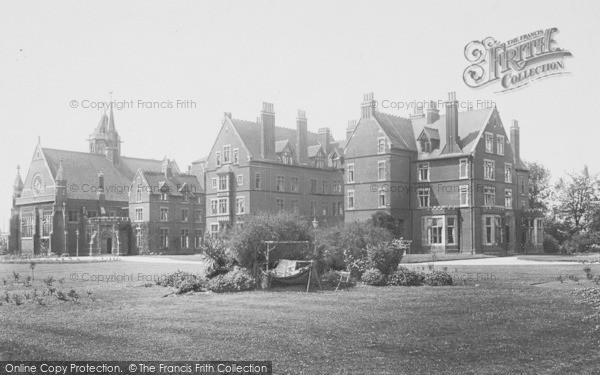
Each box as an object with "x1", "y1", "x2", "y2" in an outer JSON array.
[{"x1": 463, "y1": 27, "x2": 572, "y2": 92}]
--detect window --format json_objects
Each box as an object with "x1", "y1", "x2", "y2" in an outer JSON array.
[
  {"x1": 160, "y1": 191, "x2": 168, "y2": 201},
  {"x1": 276, "y1": 176, "x2": 285, "y2": 192},
  {"x1": 87, "y1": 210, "x2": 98, "y2": 218},
  {"x1": 459, "y1": 185, "x2": 469, "y2": 207},
  {"x1": 505, "y1": 163, "x2": 512, "y2": 183},
  {"x1": 42, "y1": 214, "x2": 52, "y2": 237},
  {"x1": 521, "y1": 179, "x2": 525, "y2": 194},
  {"x1": 216, "y1": 152, "x2": 221, "y2": 166},
  {"x1": 425, "y1": 217, "x2": 443, "y2": 245},
  {"x1": 347, "y1": 191, "x2": 355, "y2": 209},
  {"x1": 291, "y1": 200, "x2": 299, "y2": 214},
  {"x1": 418, "y1": 187, "x2": 430, "y2": 207},
  {"x1": 378, "y1": 192, "x2": 386, "y2": 207},
  {"x1": 446, "y1": 217, "x2": 456, "y2": 245},
  {"x1": 211, "y1": 178, "x2": 217, "y2": 189},
  {"x1": 321, "y1": 202, "x2": 327, "y2": 216},
  {"x1": 347, "y1": 164, "x2": 354, "y2": 183},
  {"x1": 223, "y1": 146, "x2": 231, "y2": 163},
  {"x1": 195, "y1": 209, "x2": 203, "y2": 222},
  {"x1": 332, "y1": 202, "x2": 338, "y2": 216},
  {"x1": 459, "y1": 158, "x2": 468, "y2": 179},
  {"x1": 333, "y1": 180, "x2": 342, "y2": 193},
  {"x1": 483, "y1": 215, "x2": 503, "y2": 245},
  {"x1": 322, "y1": 181, "x2": 328, "y2": 194},
  {"x1": 236, "y1": 197, "x2": 245, "y2": 214},
  {"x1": 311, "y1": 201, "x2": 317, "y2": 216},
  {"x1": 337, "y1": 201, "x2": 344, "y2": 216},
  {"x1": 377, "y1": 137, "x2": 386, "y2": 154},
  {"x1": 135, "y1": 208, "x2": 143, "y2": 222},
  {"x1": 484, "y1": 186, "x2": 495, "y2": 207},
  {"x1": 218, "y1": 198, "x2": 228, "y2": 215},
  {"x1": 68, "y1": 210, "x2": 79, "y2": 223},
  {"x1": 378, "y1": 161, "x2": 386, "y2": 181},
  {"x1": 484, "y1": 216, "x2": 493, "y2": 245},
  {"x1": 484, "y1": 160, "x2": 495, "y2": 180},
  {"x1": 495, "y1": 217, "x2": 503, "y2": 244},
  {"x1": 283, "y1": 153, "x2": 292, "y2": 165},
  {"x1": 497, "y1": 135, "x2": 504, "y2": 155},
  {"x1": 107, "y1": 211, "x2": 116, "y2": 218},
  {"x1": 136, "y1": 227, "x2": 142, "y2": 248},
  {"x1": 505, "y1": 190, "x2": 512, "y2": 208},
  {"x1": 181, "y1": 208, "x2": 189, "y2": 222},
  {"x1": 160, "y1": 208, "x2": 168, "y2": 221},
  {"x1": 160, "y1": 228, "x2": 169, "y2": 248},
  {"x1": 485, "y1": 132, "x2": 494, "y2": 153},
  {"x1": 421, "y1": 139, "x2": 431, "y2": 153},
  {"x1": 237, "y1": 174, "x2": 243, "y2": 186},
  {"x1": 418, "y1": 163, "x2": 429, "y2": 182},
  {"x1": 210, "y1": 223, "x2": 219, "y2": 239},
  {"x1": 180, "y1": 229, "x2": 190, "y2": 248},
  {"x1": 535, "y1": 218, "x2": 544, "y2": 245},
  {"x1": 291, "y1": 177, "x2": 299, "y2": 193},
  {"x1": 310, "y1": 179, "x2": 317, "y2": 194},
  {"x1": 218, "y1": 175, "x2": 228, "y2": 191},
  {"x1": 254, "y1": 173, "x2": 261, "y2": 190},
  {"x1": 194, "y1": 230, "x2": 203, "y2": 248},
  {"x1": 210, "y1": 200, "x2": 218, "y2": 215},
  {"x1": 233, "y1": 149, "x2": 239, "y2": 164},
  {"x1": 315, "y1": 157, "x2": 325, "y2": 169},
  {"x1": 21, "y1": 216, "x2": 34, "y2": 237},
  {"x1": 136, "y1": 186, "x2": 142, "y2": 202}
]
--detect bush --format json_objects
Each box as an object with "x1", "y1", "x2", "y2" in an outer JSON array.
[
  {"x1": 564, "y1": 231, "x2": 600, "y2": 253},
  {"x1": 206, "y1": 268, "x2": 257, "y2": 293},
  {"x1": 156, "y1": 270, "x2": 206, "y2": 294},
  {"x1": 322, "y1": 270, "x2": 342, "y2": 286},
  {"x1": 366, "y1": 240, "x2": 403, "y2": 275},
  {"x1": 388, "y1": 267, "x2": 425, "y2": 286},
  {"x1": 361, "y1": 269, "x2": 387, "y2": 286},
  {"x1": 424, "y1": 270, "x2": 454, "y2": 286},
  {"x1": 201, "y1": 235, "x2": 235, "y2": 272},
  {"x1": 543, "y1": 234, "x2": 560, "y2": 254}
]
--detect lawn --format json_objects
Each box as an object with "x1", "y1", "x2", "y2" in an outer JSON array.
[
  {"x1": 400, "y1": 253, "x2": 495, "y2": 263},
  {"x1": 518, "y1": 253, "x2": 600, "y2": 263},
  {"x1": 1, "y1": 261, "x2": 600, "y2": 374}
]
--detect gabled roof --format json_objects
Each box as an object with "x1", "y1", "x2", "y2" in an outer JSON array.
[
  {"x1": 419, "y1": 127, "x2": 440, "y2": 141},
  {"x1": 373, "y1": 111, "x2": 416, "y2": 150},
  {"x1": 139, "y1": 170, "x2": 204, "y2": 196},
  {"x1": 275, "y1": 140, "x2": 290, "y2": 154},
  {"x1": 308, "y1": 144, "x2": 325, "y2": 158}
]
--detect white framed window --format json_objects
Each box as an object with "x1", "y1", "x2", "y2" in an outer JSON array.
[
  {"x1": 484, "y1": 186, "x2": 495, "y2": 207},
  {"x1": 291, "y1": 200, "x2": 299, "y2": 214},
  {"x1": 424, "y1": 217, "x2": 443, "y2": 245},
  {"x1": 347, "y1": 190, "x2": 355, "y2": 209},
  {"x1": 210, "y1": 199, "x2": 218, "y2": 215},
  {"x1": 459, "y1": 158, "x2": 468, "y2": 179},
  {"x1": 236, "y1": 197, "x2": 245, "y2": 214},
  {"x1": 484, "y1": 159, "x2": 495, "y2": 181},
  {"x1": 160, "y1": 228, "x2": 169, "y2": 248},
  {"x1": 223, "y1": 145, "x2": 231, "y2": 163},
  {"x1": 378, "y1": 161, "x2": 386, "y2": 181},
  {"x1": 160, "y1": 207, "x2": 169, "y2": 222},
  {"x1": 233, "y1": 148, "x2": 239, "y2": 164},
  {"x1": 237, "y1": 174, "x2": 243, "y2": 186},
  {"x1": 504, "y1": 163, "x2": 512, "y2": 183},
  {"x1": 218, "y1": 198, "x2": 229, "y2": 215},
  {"x1": 485, "y1": 132, "x2": 494, "y2": 153},
  {"x1": 42, "y1": 213, "x2": 52, "y2": 236},
  {"x1": 135, "y1": 227, "x2": 142, "y2": 248},
  {"x1": 418, "y1": 187, "x2": 430, "y2": 207},
  {"x1": 276, "y1": 176, "x2": 285, "y2": 192},
  {"x1": 21, "y1": 216, "x2": 34, "y2": 237},
  {"x1": 459, "y1": 185, "x2": 469, "y2": 207},
  {"x1": 333, "y1": 180, "x2": 342, "y2": 193},
  {"x1": 418, "y1": 163, "x2": 429, "y2": 182},
  {"x1": 194, "y1": 230, "x2": 203, "y2": 248},
  {"x1": 347, "y1": 164, "x2": 354, "y2": 183},
  {"x1": 496, "y1": 135, "x2": 504, "y2": 155},
  {"x1": 378, "y1": 192, "x2": 386, "y2": 207},
  {"x1": 195, "y1": 209, "x2": 203, "y2": 222},
  {"x1": 216, "y1": 152, "x2": 221, "y2": 166},
  {"x1": 211, "y1": 177, "x2": 217, "y2": 189},
  {"x1": 210, "y1": 223, "x2": 219, "y2": 239},
  {"x1": 218, "y1": 175, "x2": 228, "y2": 191},
  {"x1": 136, "y1": 186, "x2": 143, "y2": 202},
  {"x1": 505, "y1": 189, "x2": 512, "y2": 208},
  {"x1": 377, "y1": 137, "x2": 386, "y2": 154},
  {"x1": 135, "y1": 208, "x2": 143, "y2": 222},
  {"x1": 483, "y1": 215, "x2": 504, "y2": 245},
  {"x1": 181, "y1": 208, "x2": 189, "y2": 222},
  {"x1": 291, "y1": 177, "x2": 299, "y2": 193},
  {"x1": 254, "y1": 173, "x2": 261, "y2": 190},
  {"x1": 321, "y1": 202, "x2": 327, "y2": 216},
  {"x1": 446, "y1": 217, "x2": 456, "y2": 245},
  {"x1": 160, "y1": 191, "x2": 168, "y2": 201},
  {"x1": 180, "y1": 229, "x2": 190, "y2": 248}
]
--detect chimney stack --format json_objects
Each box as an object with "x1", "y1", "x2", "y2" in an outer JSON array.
[
  {"x1": 444, "y1": 92, "x2": 460, "y2": 154},
  {"x1": 510, "y1": 120, "x2": 520, "y2": 164},
  {"x1": 411, "y1": 105, "x2": 425, "y2": 119},
  {"x1": 426, "y1": 100, "x2": 440, "y2": 124},
  {"x1": 97, "y1": 169, "x2": 105, "y2": 202},
  {"x1": 361, "y1": 93, "x2": 375, "y2": 118},
  {"x1": 296, "y1": 109, "x2": 308, "y2": 164},
  {"x1": 346, "y1": 120, "x2": 357, "y2": 141},
  {"x1": 162, "y1": 158, "x2": 173, "y2": 178},
  {"x1": 261, "y1": 102, "x2": 276, "y2": 159},
  {"x1": 318, "y1": 127, "x2": 332, "y2": 155}
]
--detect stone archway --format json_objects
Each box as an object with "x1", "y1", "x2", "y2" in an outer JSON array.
[{"x1": 98, "y1": 229, "x2": 118, "y2": 255}]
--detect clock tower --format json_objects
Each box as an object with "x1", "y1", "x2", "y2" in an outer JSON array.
[{"x1": 88, "y1": 94, "x2": 121, "y2": 164}]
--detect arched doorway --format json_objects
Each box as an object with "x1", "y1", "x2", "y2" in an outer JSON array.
[{"x1": 99, "y1": 232, "x2": 115, "y2": 254}]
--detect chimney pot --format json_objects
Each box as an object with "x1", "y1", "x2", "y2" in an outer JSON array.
[{"x1": 361, "y1": 92, "x2": 375, "y2": 118}]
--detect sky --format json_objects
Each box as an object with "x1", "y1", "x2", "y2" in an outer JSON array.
[{"x1": 1, "y1": 0, "x2": 599, "y2": 230}]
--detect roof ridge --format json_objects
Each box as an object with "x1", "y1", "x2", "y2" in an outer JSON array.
[{"x1": 374, "y1": 112, "x2": 411, "y2": 149}]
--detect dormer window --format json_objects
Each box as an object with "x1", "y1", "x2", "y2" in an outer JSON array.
[
  {"x1": 315, "y1": 157, "x2": 325, "y2": 169},
  {"x1": 283, "y1": 153, "x2": 292, "y2": 165},
  {"x1": 420, "y1": 139, "x2": 431, "y2": 153}
]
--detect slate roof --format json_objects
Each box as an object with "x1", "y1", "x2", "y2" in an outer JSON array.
[
  {"x1": 308, "y1": 145, "x2": 324, "y2": 158},
  {"x1": 140, "y1": 170, "x2": 204, "y2": 197},
  {"x1": 42, "y1": 148, "x2": 164, "y2": 201}
]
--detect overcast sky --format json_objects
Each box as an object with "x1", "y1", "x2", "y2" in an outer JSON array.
[{"x1": 1, "y1": 0, "x2": 598, "y2": 230}]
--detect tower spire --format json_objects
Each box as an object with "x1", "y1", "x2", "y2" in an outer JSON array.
[
  {"x1": 13, "y1": 165, "x2": 23, "y2": 191},
  {"x1": 108, "y1": 91, "x2": 115, "y2": 132},
  {"x1": 55, "y1": 158, "x2": 65, "y2": 182}
]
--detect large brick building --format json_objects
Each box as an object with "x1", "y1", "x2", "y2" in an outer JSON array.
[
  {"x1": 344, "y1": 92, "x2": 543, "y2": 254},
  {"x1": 203, "y1": 103, "x2": 345, "y2": 237}
]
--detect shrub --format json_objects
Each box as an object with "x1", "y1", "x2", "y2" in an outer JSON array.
[
  {"x1": 322, "y1": 270, "x2": 342, "y2": 286},
  {"x1": 388, "y1": 267, "x2": 425, "y2": 286},
  {"x1": 201, "y1": 235, "x2": 235, "y2": 273},
  {"x1": 424, "y1": 270, "x2": 454, "y2": 286},
  {"x1": 361, "y1": 269, "x2": 387, "y2": 286},
  {"x1": 206, "y1": 268, "x2": 257, "y2": 293},
  {"x1": 543, "y1": 234, "x2": 560, "y2": 254},
  {"x1": 156, "y1": 270, "x2": 206, "y2": 294},
  {"x1": 564, "y1": 231, "x2": 600, "y2": 253},
  {"x1": 584, "y1": 266, "x2": 594, "y2": 280},
  {"x1": 365, "y1": 241, "x2": 403, "y2": 275}
]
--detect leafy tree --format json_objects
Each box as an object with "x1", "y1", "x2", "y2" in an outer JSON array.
[
  {"x1": 525, "y1": 161, "x2": 551, "y2": 212},
  {"x1": 371, "y1": 211, "x2": 402, "y2": 237},
  {"x1": 554, "y1": 165, "x2": 599, "y2": 231}
]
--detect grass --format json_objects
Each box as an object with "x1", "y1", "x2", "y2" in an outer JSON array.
[
  {"x1": 518, "y1": 253, "x2": 600, "y2": 262},
  {"x1": 400, "y1": 253, "x2": 495, "y2": 263},
  {"x1": 1, "y1": 261, "x2": 600, "y2": 374}
]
